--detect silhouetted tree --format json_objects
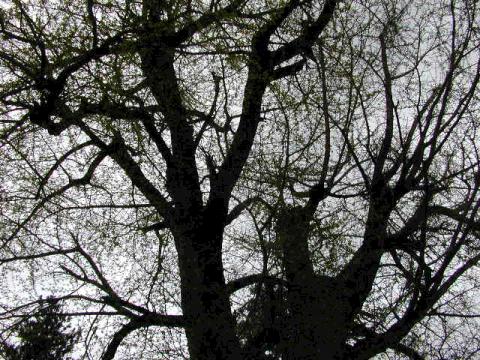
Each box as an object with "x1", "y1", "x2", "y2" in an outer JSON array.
[
  {"x1": 1, "y1": 298, "x2": 79, "y2": 360},
  {"x1": 1, "y1": 1, "x2": 480, "y2": 359}
]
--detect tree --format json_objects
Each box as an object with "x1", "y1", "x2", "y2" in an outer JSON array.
[
  {"x1": 1, "y1": 298, "x2": 79, "y2": 360},
  {"x1": 0, "y1": 0, "x2": 479, "y2": 359}
]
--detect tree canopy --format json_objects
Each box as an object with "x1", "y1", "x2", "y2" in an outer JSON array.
[{"x1": 1, "y1": 0, "x2": 480, "y2": 359}]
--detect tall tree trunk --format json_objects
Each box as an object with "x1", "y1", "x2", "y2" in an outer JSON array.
[
  {"x1": 275, "y1": 185, "x2": 393, "y2": 359},
  {"x1": 138, "y1": 16, "x2": 243, "y2": 358},
  {"x1": 172, "y1": 214, "x2": 242, "y2": 360},
  {"x1": 277, "y1": 207, "x2": 350, "y2": 359}
]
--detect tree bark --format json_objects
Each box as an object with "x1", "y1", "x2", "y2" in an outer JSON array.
[
  {"x1": 172, "y1": 212, "x2": 242, "y2": 360},
  {"x1": 277, "y1": 207, "x2": 350, "y2": 359}
]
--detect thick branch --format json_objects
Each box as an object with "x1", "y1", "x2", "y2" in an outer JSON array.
[
  {"x1": 172, "y1": 0, "x2": 247, "y2": 45},
  {"x1": 271, "y1": 0, "x2": 338, "y2": 65},
  {"x1": 102, "y1": 313, "x2": 185, "y2": 360},
  {"x1": 226, "y1": 274, "x2": 286, "y2": 294}
]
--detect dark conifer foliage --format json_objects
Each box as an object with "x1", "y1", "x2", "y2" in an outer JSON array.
[{"x1": 1, "y1": 299, "x2": 79, "y2": 360}]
